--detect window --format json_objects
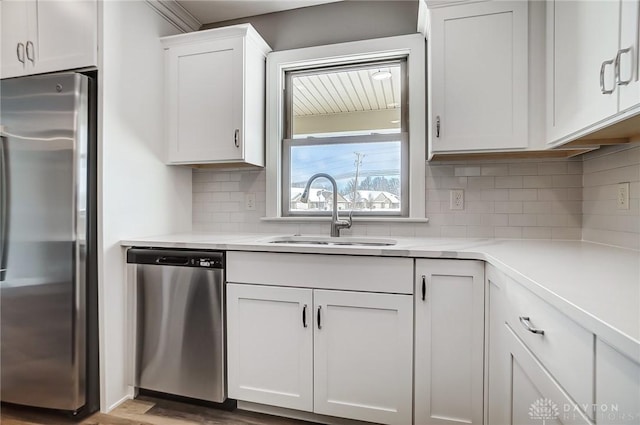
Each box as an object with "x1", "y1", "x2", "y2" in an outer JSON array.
[
  {"x1": 283, "y1": 60, "x2": 408, "y2": 216},
  {"x1": 266, "y1": 35, "x2": 426, "y2": 220}
]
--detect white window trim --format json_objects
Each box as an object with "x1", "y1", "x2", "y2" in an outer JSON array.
[{"x1": 265, "y1": 34, "x2": 426, "y2": 220}]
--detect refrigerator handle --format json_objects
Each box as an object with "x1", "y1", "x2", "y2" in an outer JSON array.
[{"x1": 0, "y1": 130, "x2": 10, "y2": 281}]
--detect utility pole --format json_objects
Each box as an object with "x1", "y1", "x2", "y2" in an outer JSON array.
[{"x1": 352, "y1": 152, "x2": 365, "y2": 210}]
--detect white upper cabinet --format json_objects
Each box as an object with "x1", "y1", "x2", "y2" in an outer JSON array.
[
  {"x1": 619, "y1": 0, "x2": 640, "y2": 112},
  {"x1": 162, "y1": 24, "x2": 271, "y2": 166},
  {"x1": 547, "y1": 0, "x2": 640, "y2": 146},
  {"x1": 428, "y1": 1, "x2": 529, "y2": 154},
  {"x1": 0, "y1": 0, "x2": 97, "y2": 79}
]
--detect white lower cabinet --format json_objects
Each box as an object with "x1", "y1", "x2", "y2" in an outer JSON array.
[
  {"x1": 226, "y1": 281, "x2": 413, "y2": 425},
  {"x1": 596, "y1": 339, "x2": 640, "y2": 424},
  {"x1": 414, "y1": 259, "x2": 485, "y2": 425},
  {"x1": 226, "y1": 284, "x2": 313, "y2": 411}
]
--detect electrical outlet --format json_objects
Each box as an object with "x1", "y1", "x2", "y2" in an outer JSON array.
[
  {"x1": 450, "y1": 189, "x2": 464, "y2": 210},
  {"x1": 617, "y1": 183, "x2": 630, "y2": 210},
  {"x1": 245, "y1": 193, "x2": 256, "y2": 211}
]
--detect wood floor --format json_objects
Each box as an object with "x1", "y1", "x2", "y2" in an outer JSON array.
[{"x1": 0, "y1": 396, "x2": 316, "y2": 425}]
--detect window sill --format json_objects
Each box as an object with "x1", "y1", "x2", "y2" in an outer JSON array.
[{"x1": 260, "y1": 216, "x2": 429, "y2": 224}]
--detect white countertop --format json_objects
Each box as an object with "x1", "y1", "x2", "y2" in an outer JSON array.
[{"x1": 121, "y1": 233, "x2": 640, "y2": 359}]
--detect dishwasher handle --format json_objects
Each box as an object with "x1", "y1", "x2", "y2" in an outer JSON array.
[{"x1": 155, "y1": 256, "x2": 190, "y2": 266}]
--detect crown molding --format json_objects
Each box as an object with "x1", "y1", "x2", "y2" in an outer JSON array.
[{"x1": 146, "y1": 0, "x2": 201, "y2": 33}]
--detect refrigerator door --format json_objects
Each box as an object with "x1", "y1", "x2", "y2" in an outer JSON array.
[{"x1": 0, "y1": 73, "x2": 88, "y2": 411}]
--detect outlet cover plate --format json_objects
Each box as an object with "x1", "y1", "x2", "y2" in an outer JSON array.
[
  {"x1": 450, "y1": 189, "x2": 464, "y2": 210},
  {"x1": 617, "y1": 183, "x2": 630, "y2": 210}
]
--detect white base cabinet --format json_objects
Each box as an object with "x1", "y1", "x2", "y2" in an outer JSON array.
[
  {"x1": 226, "y1": 252, "x2": 413, "y2": 425},
  {"x1": 414, "y1": 259, "x2": 485, "y2": 425},
  {"x1": 1, "y1": 0, "x2": 97, "y2": 79},
  {"x1": 226, "y1": 284, "x2": 313, "y2": 412},
  {"x1": 596, "y1": 339, "x2": 640, "y2": 424}
]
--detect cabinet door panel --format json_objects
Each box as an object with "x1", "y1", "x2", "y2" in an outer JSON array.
[
  {"x1": 430, "y1": 1, "x2": 528, "y2": 152},
  {"x1": 506, "y1": 325, "x2": 591, "y2": 425},
  {"x1": 0, "y1": 0, "x2": 31, "y2": 79},
  {"x1": 596, "y1": 339, "x2": 640, "y2": 424},
  {"x1": 34, "y1": 0, "x2": 97, "y2": 74},
  {"x1": 619, "y1": 0, "x2": 640, "y2": 112},
  {"x1": 313, "y1": 290, "x2": 413, "y2": 425},
  {"x1": 167, "y1": 38, "x2": 244, "y2": 163},
  {"x1": 548, "y1": 0, "x2": 620, "y2": 142},
  {"x1": 415, "y1": 259, "x2": 484, "y2": 425},
  {"x1": 226, "y1": 284, "x2": 313, "y2": 411}
]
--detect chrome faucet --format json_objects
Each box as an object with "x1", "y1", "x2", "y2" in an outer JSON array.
[{"x1": 300, "y1": 173, "x2": 353, "y2": 237}]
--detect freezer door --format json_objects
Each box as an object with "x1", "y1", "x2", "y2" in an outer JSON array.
[{"x1": 0, "y1": 73, "x2": 88, "y2": 411}]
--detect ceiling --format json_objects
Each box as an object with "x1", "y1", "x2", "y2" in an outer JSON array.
[
  {"x1": 177, "y1": 0, "x2": 342, "y2": 25},
  {"x1": 292, "y1": 65, "x2": 401, "y2": 117}
]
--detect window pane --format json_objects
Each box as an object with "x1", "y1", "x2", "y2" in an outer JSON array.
[
  {"x1": 290, "y1": 62, "x2": 402, "y2": 138},
  {"x1": 289, "y1": 141, "x2": 402, "y2": 213}
]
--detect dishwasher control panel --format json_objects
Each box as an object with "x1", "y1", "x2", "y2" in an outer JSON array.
[{"x1": 127, "y1": 248, "x2": 225, "y2": 269}]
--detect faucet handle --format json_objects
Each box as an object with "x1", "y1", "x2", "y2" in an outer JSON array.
[{"x1": 343, "y1": 210, "x2": 354, "y2": 229}]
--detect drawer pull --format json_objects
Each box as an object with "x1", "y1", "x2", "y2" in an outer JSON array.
[
  {"x1": 302, "y1": 304, "x2": 307, "y2": 328},
  {"x1": 421, "y1": 275, "x2": 426, "y2": 301},
  {"x1": 317, "y1": 305, "x2": 322, "y2": 329},
  {"x1": 519, "y1": 316, "x2": 544, "y2": 335}
]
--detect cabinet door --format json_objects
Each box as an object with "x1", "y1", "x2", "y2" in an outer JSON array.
[
  {"x1": 547, "y1": 0, "x2": 620, "y2": 143},
  {"x1": 226, "y1": 284, "x2": 313, "y2": 411},
  {"x1": 414, "y1": 259, "x2": 484, "y2": 425},
  {"x1": 313, "y1": 290, "x2": 413, "y2": 425},
  {"x1": 429, "y1": 1, "x2": 528, "y2": 152},
  {"x1": 487, "y1": 266, "x2": 509, "y2": 425},
  {"x1": 619, "y1": 0, "x2": 640, "y2": 112},
  {"x1": 596, "y1": 338, "x2": 640, "y2": 424},
  {"x1": 33, "y1": 0, "x2": 97, "y2": 75},
  {"x1": 0, "y1": 0, "x2": 32, "y2": 79},
  {"x1": 506, "y1": 325, "x2": 591, "y2": 425},
  {"x1": 166, "y1": 37, "x2": 244, "y2": 164}
]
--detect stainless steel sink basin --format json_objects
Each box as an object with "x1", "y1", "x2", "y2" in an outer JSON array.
[{"x1": 265, "y1": 236, "x2": 397, "y2": 247}]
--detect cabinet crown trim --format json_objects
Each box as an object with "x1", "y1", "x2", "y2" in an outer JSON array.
[{"x1": 160, "y1": 23, "x2": 272, "y2": 55}]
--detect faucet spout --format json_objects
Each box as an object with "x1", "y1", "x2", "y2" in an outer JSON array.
[{"x1": 300, "y1": 173, "x2": 352, "y2": 237}]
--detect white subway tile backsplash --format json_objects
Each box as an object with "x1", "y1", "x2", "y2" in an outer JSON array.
[
  {"x1": 191, "y1": 153, "x2": 627, "y2": 244},
  {"x1": 582, "y1": 145, "x2": 640, "y2": 249}
]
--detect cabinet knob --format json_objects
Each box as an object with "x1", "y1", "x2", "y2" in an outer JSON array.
[
  {"x1": 16, "y1": 43, "x2": 25, "y2": 64},
  {"x1": 25, "y1": 41, "x2": 35, "y2": 65},
  {"x1": 599, "y1": 58, "x2": 615, "y2": 95},
  {"x1": 234, "y1": 128, "x2": 240, "y2": 148}
]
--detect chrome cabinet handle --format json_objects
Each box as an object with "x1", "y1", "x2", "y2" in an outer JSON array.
[
  {"x1": 302, "y1": 304, "x2": 307, "y2": 328},
  {"x1": 436, "y1": 115, "x2": 441, "y2": 138},
  {"x1": 421, "y1": 275, "x2": 426, "y2": 301},
  {"x1": 615, "y1": 47, "x2": 633, "y2": 86},
  {"x1": 600, "y1": 58, "x2": 615, "y2": 94},
  {"x1": 234, "y1": 128, "x2": 240, "y2": 148},
  {"x1": 16, "y1": 43, "x2": 25, "y2": 64},
  {"x1": 519, "y1": 316, "x2": 544, "y2": 335},
  {"x1": 25, "y1": 41, "x2": 35, "y2": 64},
  {"x1": 317, "y1": 306, "x2": 322, "y2": 329}
]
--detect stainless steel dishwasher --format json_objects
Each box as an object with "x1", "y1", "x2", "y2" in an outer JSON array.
[{"x1": 126, "y1": 248, "x2": 226, "y2": 403}]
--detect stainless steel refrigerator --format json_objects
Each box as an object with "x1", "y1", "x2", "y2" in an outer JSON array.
[{"x1": 0, "y1": 72, "x2": 98, "y2": 415}]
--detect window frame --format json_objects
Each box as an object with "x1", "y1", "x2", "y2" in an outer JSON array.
[
  {"x1": 265, "y1": 34, "x2": 426, "y2": 221},
  {"x1": 282, "y1": 58, "x2": 409, "y2": 217}
]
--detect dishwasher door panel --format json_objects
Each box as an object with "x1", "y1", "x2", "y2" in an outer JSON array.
[{"x1": 136, "y1": 264, "x2": 225, "y2": 402}]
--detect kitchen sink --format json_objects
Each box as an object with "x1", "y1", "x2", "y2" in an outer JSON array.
[{"x1": 265, "y1": 235, "x2": 397, "y2": 247}]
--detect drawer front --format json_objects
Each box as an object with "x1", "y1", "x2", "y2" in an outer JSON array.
[
  {"x1": 227, "y1": 251, "x2": 413, "y2": 294},
  {"x1": 505, "y1": 278, "x2": 594, "y2": 416}
]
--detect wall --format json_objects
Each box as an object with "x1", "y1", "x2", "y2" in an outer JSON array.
[
  {"x1": 200, "y1": 1, "x2": 419, "y2": 51},
  {"x1": 193, "y1": 157, "x2": 583, "y2": 240},
  {"x1": 582, "y1": 143, "x2": 640, "y2": 250},
  {"x1": 99, "y1": 1, "x2": 191, "y2": 412}
]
